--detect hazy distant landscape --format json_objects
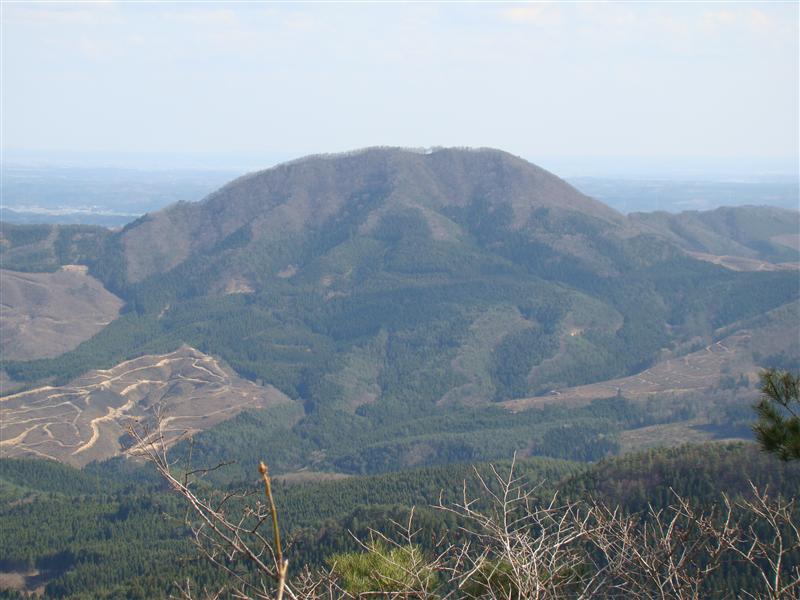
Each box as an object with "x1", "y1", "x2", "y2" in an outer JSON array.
[
  {"x1": 1, "y1": 2, "x2": 798, "y2": 599},
  {"x1": 0, "y1": 165, "x2": 240, "y2": 226},
  {"x1": 570, "y1": 175, "x2": 800, "y2": 213},
  {"x1": 2, "y1": 162, "x2": 797, "y2": 227}
]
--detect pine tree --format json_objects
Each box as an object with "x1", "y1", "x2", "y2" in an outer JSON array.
[{"x1": 753, "y1": 368, "x2": 800, "y2": 461}]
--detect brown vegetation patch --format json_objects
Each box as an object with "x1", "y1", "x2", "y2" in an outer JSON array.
[
  {"x1": 0, "y1": 267, "x2": 123, "y2": 361},
  {"x1": 274, "y1": 471, "x2": 352, "y2": 485},
  {"x1": 504, "y1": 333, "x2": 753, "y2": 412},
  {"x1": 0, "y1": 568, "x2": 57, "y2": 596}
]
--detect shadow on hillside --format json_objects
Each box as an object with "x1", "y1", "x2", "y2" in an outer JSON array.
[{"x1": 690, "y1": 423, "x2": 754, "y2": 441}]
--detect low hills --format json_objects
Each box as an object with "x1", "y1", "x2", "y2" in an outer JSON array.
[
  {"x1": 630, "y1": 205, "x2": 800, "y2": 269},
  {"x1": 504, "y1": 299, "x2": 799, "y2": 411},
  {"x1": 0, "y1": 223, "x2": 110, "y2": 273}
]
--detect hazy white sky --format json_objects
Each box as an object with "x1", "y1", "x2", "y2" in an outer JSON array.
[{"x1": 2, "y1": 2, "x2": 798, "y2": 170}]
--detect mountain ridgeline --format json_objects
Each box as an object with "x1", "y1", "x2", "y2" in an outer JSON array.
[{"x1": 1, "y1": 147, "x2": 798, "y2": 473}]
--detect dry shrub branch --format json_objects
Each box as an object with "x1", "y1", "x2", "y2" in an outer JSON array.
[{"x1": 128, "y1": 418, "x2": 799, "y2": 600}]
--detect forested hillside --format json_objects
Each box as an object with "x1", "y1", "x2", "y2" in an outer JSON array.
[
  {"x1": 630, "y1": 205, "x2": 800, "y2": 266},
  {"x1": 0, "y1": 442, "x2": 797, "y2": 599},
  {"x1": 2, "y1": 148, "x2": 798, "y2": 474}
]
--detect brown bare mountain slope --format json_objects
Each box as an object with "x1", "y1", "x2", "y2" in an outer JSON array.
[
  {"x1": 119, "y1": 147, "x2": 629, "y2": 283},
  {"x1": 0, "y1": 345, "x2": 298, "y2": 466},
  {"x1": 0, "y1": 266, "x2": 123, "y2": 361}
]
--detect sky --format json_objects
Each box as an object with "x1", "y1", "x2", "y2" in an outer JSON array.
[{"x1": 2, "y1": 2, "x2": 798, "y2": 175}]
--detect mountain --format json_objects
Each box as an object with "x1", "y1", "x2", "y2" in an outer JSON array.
[
  {"x1": 114, "y1": 147, "x2": 628, "y2": 284},
  {"x1": 1, "y1": 147, "x2": 798, "y2": 473}
]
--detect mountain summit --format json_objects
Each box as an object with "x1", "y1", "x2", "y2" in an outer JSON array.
[{"x1": 118, "y1": 147, "x2": 627, "y2": 283}]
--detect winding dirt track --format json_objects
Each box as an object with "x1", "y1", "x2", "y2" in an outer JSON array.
[{"x1": 0, "y1": 346, "x2": 295, "y2": 466}]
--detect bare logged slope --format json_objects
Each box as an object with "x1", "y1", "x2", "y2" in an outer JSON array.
[
  {"x1": 0, "y1": 266, "x2": 123, "y2": 361},
  {"x1": 503, "y1": 300, "x2": 800, "y2": 411},
  {"x1": 0, "y1": 346, "x2": 298, "y2": 466},
  {"x1": 503, "y1": 335, "x2": 752, "y2": 410}
]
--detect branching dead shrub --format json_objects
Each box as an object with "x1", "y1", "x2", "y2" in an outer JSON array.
[{"x1": 128, "y1": 417, "x2": 799, "y2": 600}]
